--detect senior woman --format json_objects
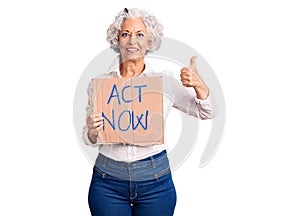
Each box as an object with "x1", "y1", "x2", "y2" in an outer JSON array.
[{"x1": 83, "y1": 8, "x2": 213, "y2": 216}]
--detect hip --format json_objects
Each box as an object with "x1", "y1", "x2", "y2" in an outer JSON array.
[{"x1": 94, "y1": 150, "x2": 170, "y2": 181}]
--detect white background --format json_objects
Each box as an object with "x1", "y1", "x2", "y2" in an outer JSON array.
[{"x1": 1, "y1": 0, "x2": 300, "y2": 215}]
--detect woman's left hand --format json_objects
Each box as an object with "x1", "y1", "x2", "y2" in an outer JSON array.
[{"x1": 180, "y1": 56, "x2": 209, "y2": 100}]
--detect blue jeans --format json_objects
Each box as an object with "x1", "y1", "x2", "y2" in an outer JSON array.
[{"x1": 88, "y1": 150, "x2": 177, "y2": 216}]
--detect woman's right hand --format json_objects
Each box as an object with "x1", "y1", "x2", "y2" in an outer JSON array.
[{"x1": 87, "y1": 114, "x2": 103, "y2": 143}]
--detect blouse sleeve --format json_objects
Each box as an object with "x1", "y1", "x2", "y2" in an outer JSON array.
[
  {"x1": 163, "y1": 71, "x2": 214, "y2": 120},
  {"x1": 82, "y1": 81, "x2": 101, "y2": 147}
]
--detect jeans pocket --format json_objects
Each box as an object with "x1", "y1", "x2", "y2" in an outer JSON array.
[
  {"x1": 93, "y1": 166, "x2": 106, "y2": 178},
  {"x1": 154, "y1": 167, "x2": 171, "y2": 180}
]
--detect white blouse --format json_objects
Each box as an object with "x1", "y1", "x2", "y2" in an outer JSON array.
[{"x1": 82, "y1": 62, "x2": 213, "y2": 162}]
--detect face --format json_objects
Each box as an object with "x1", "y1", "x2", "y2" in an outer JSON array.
[{"x1": 118, "y1": 18, "x2": 149, "y2": 62}]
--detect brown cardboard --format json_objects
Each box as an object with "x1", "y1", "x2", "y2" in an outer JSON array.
[{"x1": 92, "y1": 76, "x2": 164, "y2": 145}]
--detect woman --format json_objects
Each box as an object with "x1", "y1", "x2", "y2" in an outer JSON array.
[{"x1": 83, "y1": 8, "x2": 213, "y2": 216}]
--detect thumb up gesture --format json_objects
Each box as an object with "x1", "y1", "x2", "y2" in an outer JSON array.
[{"x1": 180, "y1": 56, "x2": 209, "y2": 100}]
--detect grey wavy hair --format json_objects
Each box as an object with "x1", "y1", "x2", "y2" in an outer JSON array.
[{"x1": 106, "y1": 8, "x2": 164, "y2": 53}]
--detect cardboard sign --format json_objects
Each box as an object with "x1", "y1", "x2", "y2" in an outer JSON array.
[{"x1": 92, "y1": 76, "x2": 164, "y2": 145}]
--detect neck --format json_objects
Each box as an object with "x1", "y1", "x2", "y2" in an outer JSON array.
[{"x1": 119, "y1": 57, "x2": 145, "y2": 78}]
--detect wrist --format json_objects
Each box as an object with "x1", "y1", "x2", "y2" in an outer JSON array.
[
  {"x1": 88, "y1": 130, "x2": 98, "y2": 143},
  {"x1": 194, "y1": 85, "x2": 209, "y2": 100}
]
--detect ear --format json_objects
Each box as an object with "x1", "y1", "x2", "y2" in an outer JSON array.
[{"x1": 147, "y1": 37, "x2": 153, "y2": 51}]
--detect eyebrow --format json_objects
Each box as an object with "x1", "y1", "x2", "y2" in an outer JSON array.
[{"x1": 121, "y1": 30, "x2": 145, "y2": 33}]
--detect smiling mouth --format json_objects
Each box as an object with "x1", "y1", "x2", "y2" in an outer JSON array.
[{"x1": 126, "y1": 47, "x2": 139, "y2": 53}]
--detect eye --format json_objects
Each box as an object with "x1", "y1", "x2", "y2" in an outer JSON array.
[
  {"x1": 137, "y1": 33, "x2": 144, "y2": 37},
  {"x1": 121, "y1": 33, "x2": 129, "y2": 37}
]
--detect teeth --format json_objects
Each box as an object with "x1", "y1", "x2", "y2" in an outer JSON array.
[{"x1": 127, "y1": 48, "x2": 138, "y2": 51}]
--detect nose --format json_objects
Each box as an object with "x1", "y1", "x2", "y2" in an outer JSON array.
[{"x1": 128, "y1": 35, "x2": 137, "y2": 44}]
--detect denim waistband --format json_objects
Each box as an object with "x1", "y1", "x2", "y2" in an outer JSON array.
[
  {"x1": 94, "y1": 150, "x2": 170, "y2": 181},
  {"x1": 138, "y1": 150, "x2": 167, "y2": 161}
]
